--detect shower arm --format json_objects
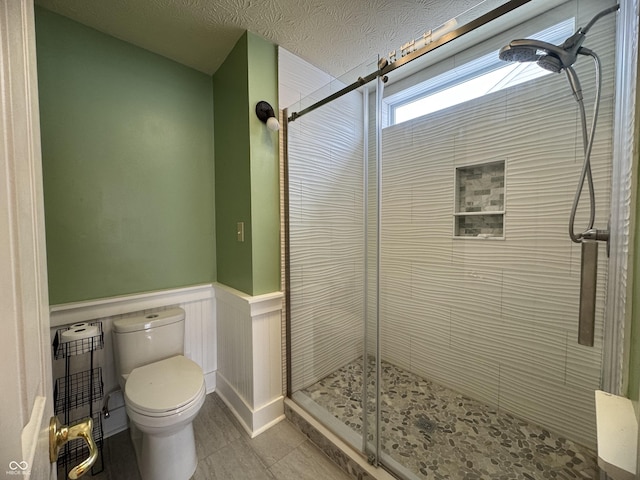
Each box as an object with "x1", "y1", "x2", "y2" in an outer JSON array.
[{"x1": 582, "y1": 4, "x2": 621, "y2": 35}]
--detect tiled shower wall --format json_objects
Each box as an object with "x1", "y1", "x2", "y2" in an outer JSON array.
[
  {"x1": 279, "y1": 49, "x2": 335, "y2": 395},
  {"x1": 283, "y1": 50, "x2": 366, "y2": 392},
  {"x1": 378, "y1": 2, "x2": 615, "y2": 448}
]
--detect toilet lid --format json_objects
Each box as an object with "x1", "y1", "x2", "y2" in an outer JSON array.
[{"x1": 125, "y1": 355, "x2": 204, "y2": 413}]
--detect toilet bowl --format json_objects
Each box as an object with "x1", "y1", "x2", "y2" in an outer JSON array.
[
  {"x1": 124, "y1": 355, "x2": 205, "y2": 480},
  {"x1": 112, "y1": 308, "x2": 205, "y2": 480}
]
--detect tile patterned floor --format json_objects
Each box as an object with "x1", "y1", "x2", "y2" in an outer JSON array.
[
  {"x1": 66, "y1": 393, "x2": 352, "y2": 480},
  {"x1": 301, "y1": 358, "x2": 599, "y2": 480}
]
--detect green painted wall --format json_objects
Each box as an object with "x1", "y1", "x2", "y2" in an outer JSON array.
[
  {"x1": 248, "y1": 33, "x2": 280, "y2": 295},
  {"x1": 213, "y1": 34, "x2": 253, "y2": 294},
  {"x1": 214, "y1": 32, "x2": 280, "y2": 295},
  {"x1": 35, "y1": 8, "x2": 216, "y2": 304}
]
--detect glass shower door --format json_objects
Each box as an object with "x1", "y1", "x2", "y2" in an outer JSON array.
[
  {"x1": 286, "y1": 57, "x2": 381, "y2": 459},
  {"x1": 375, "y1": 1, "x2": 616, "y2": 479},
  {"x1": 286, "y1": 1, "x2": 622, "y2": 479}
]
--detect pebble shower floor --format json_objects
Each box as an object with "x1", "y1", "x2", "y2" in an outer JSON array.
[{"x1": 300, "y1": 358, "x2": 598, "y2": 480}]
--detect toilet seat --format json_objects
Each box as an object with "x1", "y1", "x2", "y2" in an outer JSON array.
[
  {"x1": 125, "y1": 355, "x2": 204, "y2": 416},
  {"x1": 126, "y1": 383, "x2": 205, "y2": 419}
]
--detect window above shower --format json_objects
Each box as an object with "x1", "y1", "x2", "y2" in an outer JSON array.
[
  {"x1": 386, "y1": 18, "x2": 575, "y2": 126},
  {"x1": 454, "y1": 160, "x2": 505, "y2": 239}
]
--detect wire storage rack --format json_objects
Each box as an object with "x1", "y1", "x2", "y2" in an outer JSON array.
[{"x1": 52, "y1": 322, "x2": 105, "y2": 476}]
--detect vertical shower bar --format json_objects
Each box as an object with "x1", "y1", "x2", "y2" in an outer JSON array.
[
  {"x1": 362, "y1": 84, "x2": 370, "y2": 457},
  {"x1": 375, "y1": 73, "x2": 384, "y2": 465},
  {"x1": 283, "y1": 108, "x2": 293, "y2": 398},
  {"x1": 579, "y1": 240, "x2": 598, "y2": 346}
]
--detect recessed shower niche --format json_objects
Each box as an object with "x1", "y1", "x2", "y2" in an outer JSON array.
[{"x1": 454, "y1": 160, "x2": 505, "y2": 238}]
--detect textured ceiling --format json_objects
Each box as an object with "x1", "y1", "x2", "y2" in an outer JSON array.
[{"x1": 34, "y1": 0, "x2": 495, "y2": 77}]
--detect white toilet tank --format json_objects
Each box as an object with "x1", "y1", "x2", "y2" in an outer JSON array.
[{"x1": 112, "y1": 307, "x2": 186, "y2": 382}]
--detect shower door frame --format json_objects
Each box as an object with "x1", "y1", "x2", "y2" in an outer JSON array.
[{"x1": 603, "y1": 0, "x2": 638, "y2": 396}]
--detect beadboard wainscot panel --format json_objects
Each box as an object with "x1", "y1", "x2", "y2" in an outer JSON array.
[
  {"x1": 214, "y1": 283, "x2": 285, "y2": 437},
  {"x1": 49, "y1": 283, "x2": 216, "y2": 438}
]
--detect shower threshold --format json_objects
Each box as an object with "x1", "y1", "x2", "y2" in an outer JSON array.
[{"x1": 296, "y1": 358, "x2": 598, "y2": 480}]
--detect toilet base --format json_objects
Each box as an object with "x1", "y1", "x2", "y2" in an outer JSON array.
[{"x1": 130, "y1": 422, "x2": 198, "y2": 480}]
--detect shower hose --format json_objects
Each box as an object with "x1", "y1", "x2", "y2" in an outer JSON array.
[{"x1": 566, "y1": 49, "x2": 602, "y2": 244}]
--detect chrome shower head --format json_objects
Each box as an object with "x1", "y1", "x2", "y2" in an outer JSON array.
[
  {"x1": 499, "y1": 4, "x2": 620, "y2": 72},
  {"x1": 497, "y1": 44, "x2": 540, "y2": 63},
  {"x1": 499, "y1": 38, "x2": 578, "y2": 73}
]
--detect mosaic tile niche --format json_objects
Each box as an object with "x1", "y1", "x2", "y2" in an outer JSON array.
[{"x1": 454, "y1": 160, "x2": 505, "y2": 238}]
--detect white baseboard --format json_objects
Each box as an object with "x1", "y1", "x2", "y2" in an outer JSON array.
[
  {"x1": 216, "y1": 373, "x2": 284, "y2": 438},
  {"x1": 204, "y1": 371, "x2": 216, "y2": 394},
  {"x1": 251, "y1": 399, "x2": 285, "y2": 437}
]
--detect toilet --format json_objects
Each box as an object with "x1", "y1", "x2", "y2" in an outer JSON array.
[{"x1": 112, "y1": 307, "x2": 206, "y2": 480}]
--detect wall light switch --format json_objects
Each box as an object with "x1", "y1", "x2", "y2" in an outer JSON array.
[{"x1": 236, "y1": 222, "x2": 245, "y2": 242}]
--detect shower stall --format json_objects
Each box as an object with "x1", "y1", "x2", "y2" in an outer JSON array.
[{"x1": 283, "y1": 0, "x2": 634, "y2": 479}]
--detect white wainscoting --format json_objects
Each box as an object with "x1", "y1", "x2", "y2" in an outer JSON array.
[
  {"x1": 49, "y1": 284, "x2": 216, "y2": 438},
  {"x1": 214, "y1": 283, "x2": 285, "y2": 438}
]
